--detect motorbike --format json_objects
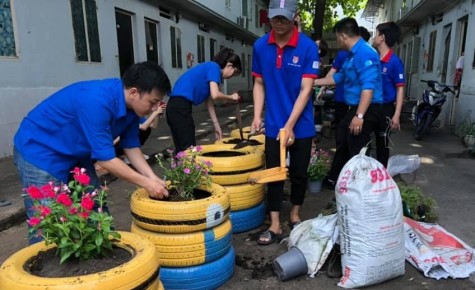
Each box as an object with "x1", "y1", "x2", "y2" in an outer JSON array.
[{"x1": 412, "y1": 80, "x2": 455, "y2": 140}]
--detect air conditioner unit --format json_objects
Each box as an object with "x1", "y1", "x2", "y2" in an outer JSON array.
[{"x1": 237, "y1": 16, "x2": 249, "y2": 30}]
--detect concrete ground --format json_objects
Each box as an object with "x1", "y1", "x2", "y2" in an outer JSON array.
[{"x1": 1, "y1": 101, "x2": 474, "y2": 289}]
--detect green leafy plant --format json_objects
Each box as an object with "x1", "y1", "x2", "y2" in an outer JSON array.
[
  {"x1": 307, "y1": 149, "x2": 331, "y2": 181},
  {"x1": 456, "y1": 119, "x2": 475, "y2": 136},
  {"x1": 26, "y1": 167, "x2": 120, "y2": 264},
  {"x1": 156, "y1": 146, "x2": 212, "y2": 199},
  {"x1": 398, "y1": 183, "x2": 437, "y2": 222}
]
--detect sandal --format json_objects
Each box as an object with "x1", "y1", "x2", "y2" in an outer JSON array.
[
  {"x1": 288, "y1": 220, "x2": 302, "y2": 231},
  {"x1": 257, "y1": 229, "x2": 280, "y2": 245}
]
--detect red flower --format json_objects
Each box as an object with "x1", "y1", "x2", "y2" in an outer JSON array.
[
  {"x1": 78, "y1": 212, "x2": 89, "y2": 219},
  {"x1": 28, "y1": 217, "x2": 42, "y2": 226},
  {"x1": 38, "y1": 205, "x2": 52, "y2": 217},
  {"x1": 74, "y1": 173, "x2": 91, "y2": 186},
  {"x1": 80, "y1": 195, "x2": 94, "y2": 211},
  {"x1": 56, "y1": 192, "x2": 73, "y2": 207},
  {"x1": 40, "y1": 183, "x2": 56, "y2": 198},
  {"x1": 26, "y1": 185, "x2": 43, "y2": 199},
  {"x1": 68, "y1": 206, "x2": 78, "y2": 214}
]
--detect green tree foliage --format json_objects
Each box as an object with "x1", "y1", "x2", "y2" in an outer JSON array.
[{"x1": 298, "y1": 0, "x2": 367, "y2": 38}]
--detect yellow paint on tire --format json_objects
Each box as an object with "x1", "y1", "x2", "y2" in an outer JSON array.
[{"x1": 224, "y1": 183, "x2": 265, "y2": 211}]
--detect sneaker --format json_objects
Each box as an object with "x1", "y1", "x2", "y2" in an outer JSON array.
[{"x1": 323, "y1": 177, "x2": 336, "y2": 190}]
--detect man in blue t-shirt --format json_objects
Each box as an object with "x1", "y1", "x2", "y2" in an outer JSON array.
[
  {"x1": 166, "y1": 48, "x2": 241, "y2": 152},
  {"x1": 251, "y1": 0, "x2": 319, "y2": 245},
  {"x1": 373, "y1": 21, "x2": 405, "y2": 167},
  {"x1": 14, "y1": 62, "x2": 171, "y2": 243},
  {"x1": 314, "y1": 18, "x2": 384, "y2": 188}
]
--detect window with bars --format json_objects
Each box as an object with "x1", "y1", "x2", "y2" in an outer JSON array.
[
  {"x1": 145, "y1": 19, "x2": 160, "y2": 64},
  {"x1": 427, "y1": 30, "x2": 437, "y2": 72},
  {"x1": 242, "y1": 0, "x2": 248, "y2": 17},
  {"x1": 0, "y1": 0, "x2": 17, "y2": 57},
  {"x1": 170, "y1": 26, "x2": 182, "y2": 68},
  {"x1": 70, "y1": 0, "x2": 101, "y2": 62},
  {"x1": 197, "y1": 35, "x2": 205, "y2": 63}
]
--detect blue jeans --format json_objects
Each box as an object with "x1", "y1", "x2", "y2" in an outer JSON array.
[{"x1": 13, "y1": 147, "x2": 102, "y2": 244}]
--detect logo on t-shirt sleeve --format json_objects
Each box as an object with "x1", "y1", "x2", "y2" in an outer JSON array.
[
  {"x1": 399, "y1": 74, "x2": 404, "y2": 80},
  {"x1": 365, "y1": 60, "x2": 373, "y2": 66},
  {"x1": 312, "y1": 61, "x2": 320, "y2": 69}
]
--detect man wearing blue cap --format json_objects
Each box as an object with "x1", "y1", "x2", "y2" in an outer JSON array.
[{"x1": 251, "y1": 0, "x2": 320, "y2": 245}]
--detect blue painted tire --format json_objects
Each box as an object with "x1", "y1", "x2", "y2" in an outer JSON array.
[
  {"x1": 160, "y1": 246, "x2": 235, "y2": 290},
  {"x1": 229, "y1": 202, "x2": 266, "y2": 233}
]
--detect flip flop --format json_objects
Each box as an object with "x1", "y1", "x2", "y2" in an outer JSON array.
[
  {"x1": 257, "y1": 229, "x2": 280, "y2": 245},
  {"x1": 288, "y1": 220, "x2": 302, "y2": 231}
]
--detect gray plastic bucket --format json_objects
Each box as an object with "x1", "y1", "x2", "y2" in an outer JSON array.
[{"x1": 273, "y1": 246, "x2": 308, "y2": 281}]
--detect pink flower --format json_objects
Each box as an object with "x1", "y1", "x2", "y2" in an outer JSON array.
[
  {"x1": 68, "y1": 206, "x2": 78, "y2": 214},
  {"x1": 81, "y1": 195, "x2": 95, "y2": 211},
  {"x1": 60, "y1": 216, "x2": 67, "y2": 223},
  {"x1": 56, "y1": 192, "x2": 73, "y2": 207},
  {"x1": 38, "y1": 205, "x2": 52, "y2": 217},
  {"x1": 26, "y1": 185, "x2": 43, "y2": 199},
  {"x1": 41, "y1": 183, "x2": 56, "y2": 198},
  {"x1": 195, "y1": 145, "x2": 202, "y2": 152},
  {"x1": 78, "y1": 212, "x2": 89, "y2": 219},
  {"x1": 184, "y1": 168, "x2": 191, "y2": 174},
  {"x1": 74, "y1": 173, "x2": 90, "y2": 186},
  {"x1": 28, "y1": 217, "x2": 42, "y2": 226}
]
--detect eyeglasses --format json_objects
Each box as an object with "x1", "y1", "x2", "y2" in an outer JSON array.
[{"x1": 270, "y1": 16, "x2": 291, "y2": 24}]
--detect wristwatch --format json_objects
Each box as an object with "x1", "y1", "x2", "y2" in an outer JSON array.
[{"x1": 355, "y1": 113, "x2": 364, "y2": 120}]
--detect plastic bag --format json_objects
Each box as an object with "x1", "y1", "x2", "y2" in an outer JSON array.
[
  {"x1": 404, "y1": 217, "x2": 475, "y2": 279},
  {"x1": 336, "y1": 148, "x2": 405, "y2": 288},
  {"x1": 387, "y1": 155, "x2": 421, "y2": 177},
  {"x1": 288, "y1": 213, "x2": 339, "y2": 277}
]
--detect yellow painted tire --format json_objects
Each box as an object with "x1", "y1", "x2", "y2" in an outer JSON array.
[
  {"x1": 215, "y1": 136, "x2": 265, "y2": 152},
  {"x1": 230, "y1": 126, "x2": 252, "y2": 138},
  {"x1": 0, "y1": 232, "x2": 160, "y2": 290},
  {"x1": 131, "y1": 219, "x2": 232, "y2": 267},
  {"x1": 130, "y1": 183, "x2": 230, "y2": 233},
  {"x1": 224, "y1": 183, "x2": 265, "y2": 211},
  {"x1": 158, "y1": 280, "x2": 164, "y2": 290},
  {"x1": 193, "y1": 144, "x2": 264, "y2": 185}
]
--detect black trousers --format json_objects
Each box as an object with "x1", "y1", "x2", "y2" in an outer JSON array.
[
  {"x1": 166, "y1": 97, "x2": 196, "y2": 153},
  {"x1": 265, "y1": 136, "x2": 313, "y2": 212},
  {"x1": 333, "y1": 101, "x2": 349, "y2": 142},
  {"x1": 327, "y1": 104, "x2": 383, "y2": 181},
  {"x1": 374, "y1": 103, "x2": 395, "y2": 167}
]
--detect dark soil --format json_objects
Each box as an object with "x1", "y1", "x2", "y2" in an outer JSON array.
[
  {"x1": 235, "y1": 254, "x2": 275, "y2": 280},
  {"x1": 223, "y1": 138, "x2": 262, "y2": 146},
  {"x1": 163, "y1": 188, "x2": 211, "y2": 202},
  {"x1": 201, "y1": 151, "x2": 246, "y2": 157},
  {"x1": 25, "y1": 246, "x2": 132, "y2": 277}
]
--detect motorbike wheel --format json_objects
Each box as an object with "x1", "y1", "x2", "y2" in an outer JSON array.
[{"x1": 414, "y1": 114, "x2": 434, "y2": 140}]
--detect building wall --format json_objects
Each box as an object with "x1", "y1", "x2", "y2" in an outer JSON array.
[{"x1": 0, "y1": 0, "x2": 259, "y2": 157}]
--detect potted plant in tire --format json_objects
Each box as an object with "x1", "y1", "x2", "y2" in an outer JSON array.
[
  {"x1": 307, "y1": 149, "x2": 330, "y2": 194},
  {"x1": 131, "y1": 146, "x2": 230, "y2": 234},
  {"x1": 0, "y1": 168, "x2": 161, "y2": 290}
]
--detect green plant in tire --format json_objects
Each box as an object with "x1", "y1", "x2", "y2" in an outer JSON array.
[
  {"x1": 156, "y1": 146, "x2": 212, "y2": 199},
  {"x1": 398, "y1": 183, "x2": 437, "y2": 222},
  {"x1": 26, "y1": 167, "x2": 120, "y2": 264}
]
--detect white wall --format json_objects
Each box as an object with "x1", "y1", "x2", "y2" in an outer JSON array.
[{"x1": 0, "y1": 0, "x2": 258, "y2": 157}]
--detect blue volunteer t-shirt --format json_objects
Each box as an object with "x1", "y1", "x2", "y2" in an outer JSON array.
[
  {"x1": 381, "y1": 50, "x2": 405, "y2": 103},
  {"x1": 14, "y1": 78, "x2": 140, "y2": 182},
  {"x1": 331, "y1": 50, "x2": 349, "y2": 103},
  {"x1": 333, "y1": 38, "x2": 383, "y2": 105},
  {"x1": 252, "y1": 27, "x2": 319, "y2": 139},
  {"x1": 170, "y1": 61, "x2": 222, "y2": 105}
]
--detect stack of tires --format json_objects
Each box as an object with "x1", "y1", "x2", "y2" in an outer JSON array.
[
  {"x1": 197, "y1": 144, "x2": 267, "y2": 234},
  {"x1": 130, "y1": 183, "x2": 235, "y2": 290}
]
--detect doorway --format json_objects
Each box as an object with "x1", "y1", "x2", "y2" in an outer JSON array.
[
  {"x1": 115, "y1": 9, "x2": 135, "y2": 76},
  {"x1": 144, "y1": 18, "x2": 160, "y2": 64},
  {"x1": 441, "y1": 24, "x2": 451, "y2": 84}
]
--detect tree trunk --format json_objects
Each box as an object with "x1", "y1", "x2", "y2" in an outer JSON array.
[{"x1": 312, "y1": 0, "x2": 326, "y2": 40}]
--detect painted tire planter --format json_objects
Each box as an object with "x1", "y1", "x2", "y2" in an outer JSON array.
[
  {"x1": 131, "y1": 219, "x2": 232, "y2": 267},
  {"x1": 215, "y1": 136, "x2": 265, "y2": 152},
  {"x1": 160, "y1": 246, "x2": 235, "y2": 290},
  {"x1": 193, "y1": 144, "x2": 264, "y2": 186},
  {"x1": 223, "y1": 183, "x2": 265, "y2": 211},
  {"x1": 130, "y1": 183, "x2": 230, "y2": 233},
  {"x1": 229, "y1": 202, "x2": 266, "y2": 234},
  {"x1": 230, "y1": 126, "x2": 265, "y2": 143},
  {"x1": 0, "y1": 231, "x2": 160, "y2": 290}
]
